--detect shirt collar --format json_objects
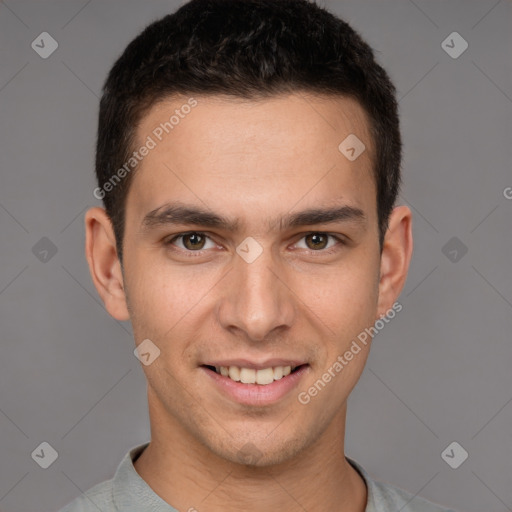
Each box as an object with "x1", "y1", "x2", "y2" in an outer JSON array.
[{"x1": 112, "y1": 442, "x2": 178, "y2": 511}]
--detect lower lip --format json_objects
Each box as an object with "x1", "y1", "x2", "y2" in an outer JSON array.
[{"x1": 201, "y1": 365, "x2": 309, "y2": 406}]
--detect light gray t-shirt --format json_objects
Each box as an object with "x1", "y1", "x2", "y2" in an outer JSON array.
[{"x1": 59, "y1": 443, "x2": 456, "y2": 512}]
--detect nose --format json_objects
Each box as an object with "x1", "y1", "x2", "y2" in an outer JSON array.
[{"x1": 216, "y1": 244, "x2": 295, "y2": 343}]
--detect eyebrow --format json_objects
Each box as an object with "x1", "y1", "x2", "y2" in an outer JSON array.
[{"x1": 140, "y1": 202, "x2": 367, "y2": 233}]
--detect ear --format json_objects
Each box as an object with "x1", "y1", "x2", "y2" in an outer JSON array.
[
  {"x1": 84, "y1": 207, "x2": 130, "y2": 321},
  {"x1": 376, "y1": 205, "x2": 413, "y2": 319}
]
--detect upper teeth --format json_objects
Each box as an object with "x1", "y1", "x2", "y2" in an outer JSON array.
[{"x1": 217, "y1": 365, "x2": 294, "y2": 385}]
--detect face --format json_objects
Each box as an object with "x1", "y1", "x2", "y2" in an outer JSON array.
[{"x1": 87, "y1": 92, "x2": 411, "y2": 467}]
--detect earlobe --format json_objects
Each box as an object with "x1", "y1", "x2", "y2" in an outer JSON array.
[
  {"x1": 84, "y1": 207, "x2": 130, "y2": 321},
  {"x1": 376, "y1": 205, "x2": 413, "y2": 318}
]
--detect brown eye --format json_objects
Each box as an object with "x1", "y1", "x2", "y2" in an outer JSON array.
[
  {"x1": 168, "y1": 232, "x2": 215, "y2": 252},
  {"x1": 294, "y1": 232, "x2": 344, "y2": 254},
  {"x1": 304, "y1": 233, "x2": 329, "y2": 250},
  {"x1": 181, "y1": 233, "x2": 206, "y2": 250}
]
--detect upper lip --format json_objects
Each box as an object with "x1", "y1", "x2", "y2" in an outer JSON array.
[{"x1": 202, "y1": 359, "x2": 307, "y2": 370}]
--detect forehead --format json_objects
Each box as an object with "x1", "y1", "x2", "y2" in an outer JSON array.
[{"x1": 126, "y1": 93, "x2": 377, "y2": 230}]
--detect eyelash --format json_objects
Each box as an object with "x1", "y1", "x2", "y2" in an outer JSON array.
[{"x1": 165, "y1": 231, "x2": 346, "y2": 258}]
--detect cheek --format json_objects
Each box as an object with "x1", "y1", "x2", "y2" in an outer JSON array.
[
  {"x1": 124, "y1": 252, "x2": 224, "y2": 367},
  {"x1": 124, "y1": 257, "x2": 192, "y2": 338},
  {"x1": 296, "y1": 255, "x2": 380, "y2": 334},
  {"x1": 125, "y1": 265, "x2": 201, "y2": 387}
]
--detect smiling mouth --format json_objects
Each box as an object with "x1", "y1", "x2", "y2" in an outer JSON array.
[{"x1": 202, "y1": 364, "x2": 307, "y2": 386}]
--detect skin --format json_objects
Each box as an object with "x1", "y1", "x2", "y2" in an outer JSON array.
[{"x1": 85, "y1": 92, "x2": 413, "y2": 512}]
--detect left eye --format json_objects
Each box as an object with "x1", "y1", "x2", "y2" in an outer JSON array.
[{"x1": 294, "y1": 233, "x2": 341, "y2": 251}]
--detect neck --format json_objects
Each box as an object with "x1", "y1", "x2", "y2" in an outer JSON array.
[{"x1": 134, "y1": 401, "x2": 367, "y2": 512}]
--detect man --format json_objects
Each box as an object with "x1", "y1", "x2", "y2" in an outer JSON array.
[{"x1": 60, "y1": 0, "x2": 455, "y2": 510}]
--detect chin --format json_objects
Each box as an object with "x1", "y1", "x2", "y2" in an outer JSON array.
[{"x1": 207, "y1": 429, "x2": 313, "y2": 468}]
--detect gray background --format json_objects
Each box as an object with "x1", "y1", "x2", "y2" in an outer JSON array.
[{"x1": 0, "y1": 1, "x2": 511, "y2": 511}]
